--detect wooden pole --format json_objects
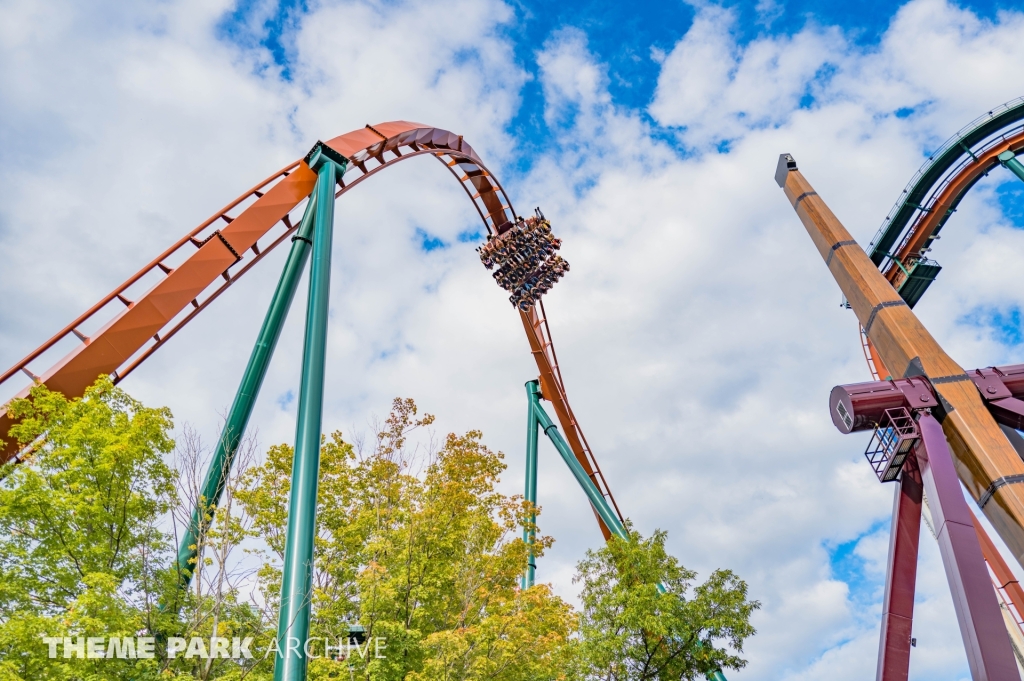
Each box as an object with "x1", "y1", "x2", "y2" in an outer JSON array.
[{"x1": 777, "y1": 154, "x2": 1024, "y2": 570}]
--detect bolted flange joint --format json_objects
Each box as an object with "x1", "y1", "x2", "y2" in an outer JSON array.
[{"x1": 304, "y1": 140, "x2": 350, "y2": 172}]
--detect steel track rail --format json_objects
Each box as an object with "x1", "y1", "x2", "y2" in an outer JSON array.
[
  {"x1": 861, "y1": 99, "x2": 1024, "y2": 376},
  {"x1": 869, "y1": 96, "x2": 1024, "y2": 270}
]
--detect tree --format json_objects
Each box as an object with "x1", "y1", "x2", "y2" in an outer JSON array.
[
  {"x1": 571, "y1": 526, "x2": 759, "y2": 681},
  {"x1": 0, "y1": 379, "x2": 270, "y2": 681},
  {"x1": 168, "y1": 426, "x2": 272, "y2": 681},
  {"x1": 0, "y1": 377, "x2": 177, "y2": 680},
  {"x1": 0, "y1": 383, "x2": 759, "y2": 681},
  {"x1": 237, "y1": 398, "x2": 574, "y2": 680}
]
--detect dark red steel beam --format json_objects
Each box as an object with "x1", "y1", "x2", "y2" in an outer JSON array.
[
  {"x1": 987, "y1": 399, "x2": 1024, "y2": 432},
  {"x1": 973, "y1": 506, "x2": 1024, "y2": 624},
  {"x1": 834, "y1": 374, "x2": 1024, "y2": 625},
  {"x1": 915, "y1": 411, "x2": 1019, "y2": 679},
  {"x1": 876, "y1": 453, "x2": 923, "y2": 681},
  {"x1": 832, "y1": 373, "x2": 1024, "y2": 678},
  {"x1": 831, "y1": 362, "x2": 1024, "y2": 436},
  {"x1": 830, "y1": 376, "x2": 937, "y2": 433}
]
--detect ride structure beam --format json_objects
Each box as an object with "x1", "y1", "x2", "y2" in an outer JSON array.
[
  {"x1": 999, "y1": 151, "x2": 1024, "y2": 185},
  {"x1": 0, "y1": 116, "x2": 630, "y2": 547},
  {"x1": 870, "y1": 98, "x2": 1024, "y2": 269},
  {"x1": 274, "y1": 145, "x2": 346, "y2": 681},
  {"x1": 0, "y1": 123, "x2": 514, "y2": 468},
  {"x1": 524, "y1": 380, "x2": 728, "y2": 681},
  {"x1": 915, "y1": 411, "x2": 1019, "y2": 680},
  {"x1": 881, "y1": 129, "x2": 1024, "y2": 283},
  {"x1": 973, "y1": 505, "x2": 1024, "y2": 620},
  {"x1": 777, "y1": 154, "x2": 1024, "y2": 570},
  {"x1": 855, "y1": 101, "x2": 1024, "y2": 426},
  {"x1": 876, "y1": 453, "x2": 923, "y2": 681},
  {"x1": 527, "y1": 380, "x2": 626, "y2": 540},
  {"x1": 972, "y1": 504, "x2": 1024, "y2": 665},
  {"x1": 523, "y1": 381, "x2": 540, "y2": 589},
  {"x1": 174, "y1": 194, "x2": 319, "y2": 592},
  {"x1": 831, "y1": 378, "x2": 1021, "y2": 678},
  {"x1": 520, "y1": 304, "x2": 622, "y2": 540}
]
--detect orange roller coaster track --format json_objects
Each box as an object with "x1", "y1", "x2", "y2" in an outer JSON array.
[{"x1": 0, "y1": 121, "x2": 622, "y2": 537}]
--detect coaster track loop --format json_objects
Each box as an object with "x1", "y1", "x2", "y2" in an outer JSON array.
[{"x1": 0, "y1": 122, "x2": 623, "y2": 536}]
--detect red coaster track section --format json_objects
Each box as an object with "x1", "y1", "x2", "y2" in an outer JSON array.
[{"x1": 0, "y1": 121, "x2": 621, "y2": 536}]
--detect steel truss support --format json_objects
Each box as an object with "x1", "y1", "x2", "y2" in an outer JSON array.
[
  {"x1": 274, "y1": 146, "x2": 346, "y2": 681},
  {"x1": 834, "y1": 375, "x2": 1024, "y2": 678},
  {"x1": 525, "y1": 380, "x2": 626, "y2": 544},
  {"x1": 174, "y1": 194, "x2": 319, "y2": 591},
  {"x1": 972, "y1": 505, "x2": 1024, "y2": 668},
  {"x1": 523, "y1": 382, "x2": 540, "y2": 589},
  {"x1": 876, "y1": 418, "x2": 1024, "y2": 681}
]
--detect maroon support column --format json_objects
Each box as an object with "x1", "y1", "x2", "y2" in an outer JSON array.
[
  {"x1": 877, "y1": 453, "x2": 923, "y2": 681},
  {"x1": 916, "y1": 412, "x2": 1019, "y2": 681}
]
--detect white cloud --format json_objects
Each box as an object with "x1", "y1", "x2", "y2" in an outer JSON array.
[
  {"x1": 649, "y1": 5, "x2": 844, "y2": 149},
  {"x1": 2, "y1": 1, "x2": 1024, "y2": 679},
  {"x1": 537, "y1": 28, "x2": 611, "y2": 129}
]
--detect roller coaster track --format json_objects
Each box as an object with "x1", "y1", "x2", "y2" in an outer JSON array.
[
  {"x1": 857, "y1": 97, "x2": 1024, "y2": 380},
  {"x1": 0, "y1": 121, "x2": 622, "y2": 538},
  {"x1": 870, "y1": 97, "x2": 1024, "y2": 312}
]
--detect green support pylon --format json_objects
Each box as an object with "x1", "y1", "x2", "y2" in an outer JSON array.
[
  {"x1": 999, "y1": 150, "x2": 1024, "y2": 184},
  {"x1": 523, "y1": 382, "x2": 540, "y2": 589},
  {"x1": 274, "y1": 143, "x2": 347, "y2": 681},
  {"x1": 525, "y1": 380, "x2": 727, "y2": 681},
  {"x1": 174, "y1": 193, "x2": 319, "y2": 592},
  {"x1": 526, "y1": 380, "x2": 626, "y2": 540}
]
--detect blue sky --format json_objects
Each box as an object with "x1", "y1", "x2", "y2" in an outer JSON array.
[
  {"x1": 216, "y1": 0, "x2": 1018, "y2": 142},
  {"x1": 4, "y1": 1, "x2": 1024, "y2": 679}
]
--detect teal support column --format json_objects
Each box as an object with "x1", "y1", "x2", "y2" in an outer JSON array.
[
  {"x1": 274, "y1": 143, "x2": 347, "y2": 681},
  {"x1": 174, "y1": 194, "x2": 318, "y2": 592},
  {"x1": 528, "y1": 382, "x2": 728, "y2": 681},
  {"x1": 523, "y1": 381, "x2": 540, "y2": 589},
  {"x1": 999, "y1": 150, "x2": 1024, "y2": 184},
  {"x1": 528, "y1": 382, "x2": 626, "y2": 540}
]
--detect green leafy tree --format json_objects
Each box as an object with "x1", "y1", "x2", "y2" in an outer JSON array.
[
  {"x1": 238, "y1": 398, "x2": 573, "y2": 681},
  {"x1": 0, "y1": 380, "x2": 275, "y2": 681},
  {"x1": 0, "y1": 382, "x2": 759, "y2": 681},
  {"x1": 571, "y1": 527, "x2": 759, "y2": 681},
  {"x1": 0, "y1": 377, "x2": 177, "y2": 680}
]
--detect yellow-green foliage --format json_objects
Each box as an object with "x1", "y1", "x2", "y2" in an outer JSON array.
[
  {"x1": 237, "y1": 398, "x2": 574, "y2": 680},
  {"x1": 0, "y1": 377, "x2": 175, "y2": 680},
  {"x1": 0, "y1": 385, "x2": 758, "y2": 681},
  {"x1": 571, "y1": 526, "x2": 760, "y2": 680}
]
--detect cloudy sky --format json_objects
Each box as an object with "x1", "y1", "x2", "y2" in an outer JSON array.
[{"x1": 3, "y1": 0, "x2": 1024, "y2": 678}]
